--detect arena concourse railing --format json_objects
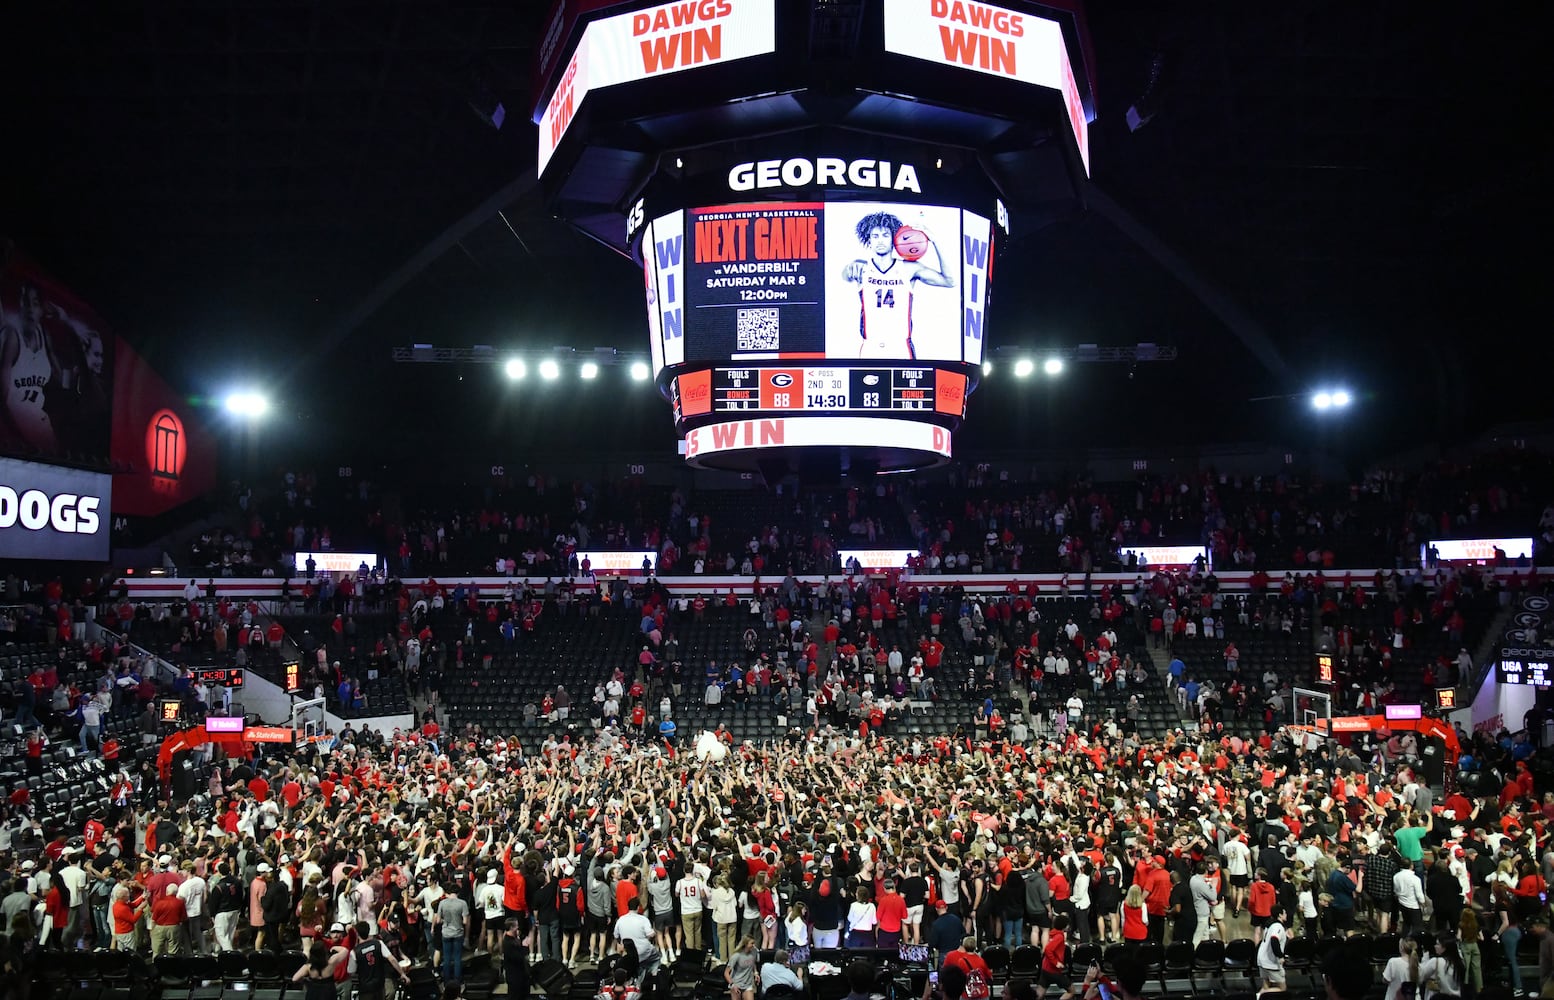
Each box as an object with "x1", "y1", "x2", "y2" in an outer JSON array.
[{"x1": 111, "y1": 565, "x2": 1554, "y2": 602}]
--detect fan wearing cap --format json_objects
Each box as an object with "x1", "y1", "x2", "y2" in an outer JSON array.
[
  {"x1": 249, "y1": 863, "x2": 274, "y2": 952},
  {"x1": 556, "y1": 859, "x2": 586, "y2": 967},
  {"x1": 476, "y1": 867, "x2": 507, "y2": 958},
  {"x1": 644, "y1": 861, "x2": 676, "y2": 966}
]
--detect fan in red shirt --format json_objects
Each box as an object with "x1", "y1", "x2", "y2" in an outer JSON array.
[
  {"x1": 247, "y1": 775, "x2": 270, "y2": 802},
  {"x1": 1038, "y1": 915, "x2": 1070, "y2": 997},
  {"x1": 281, "y1": 777, "x2": 304, "y2": 811}
]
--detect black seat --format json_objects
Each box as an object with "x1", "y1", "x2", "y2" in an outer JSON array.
[
  {"x1": 1223, "y1": 938, "x2": 1257, "y2": 987},
  {"x1": 217, "y1": 950, "x2": 250, "y2": 984},
  {"x1": 1283, "y1": 936, "x2": 1316, "y2": 986},
  {"x1": 982, "y1": 944, "x2": 1011, "y2": 979},
  {"x1": 1064, "y1": 943, "x2": 1099, "y2": 977},
  {"x1": 1191, "y1": 940, "x2": 1226, "y2": 992},
  {"x1": 156, "y1": 955, "x2": 195, "y2": 986},
  {"x1": 1161, "y1": 941, "x2": 1195, "y2": 989}
]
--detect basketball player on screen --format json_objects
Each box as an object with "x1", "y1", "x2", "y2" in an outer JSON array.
[
  {"x1": 841, "y1": 211, "x2": 953, "y2": 359},
  {"x1": 0, "y1": 280, "x2": 62, "y2": 452}
]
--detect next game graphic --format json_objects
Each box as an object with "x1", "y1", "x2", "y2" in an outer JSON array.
[{"x1": 683, "y1": 203, "x2": 827, "y2": 362}]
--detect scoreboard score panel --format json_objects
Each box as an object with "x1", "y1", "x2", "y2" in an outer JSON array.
[
  {"x1": 1499, "y1": 657, "x2": 1553, "y2": 687},
  {"x1": 675, "y1": 365, "x2": 967, "y2": 420}
]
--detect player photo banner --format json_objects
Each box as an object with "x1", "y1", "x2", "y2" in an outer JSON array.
[
  {"x1": 0, "y1": 254, "x2": 116, "y2": 465},
  {"x1": 684, "y1": 203, "x2": 827, "y2": 363},
  {"x1": 823, "y1": 202, "x2": 963, "y2": 362}
]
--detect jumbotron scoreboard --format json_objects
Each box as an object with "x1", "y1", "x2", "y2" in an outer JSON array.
[{"x1": 533, "y1": 0, "x2": 1096, "y2": 471}]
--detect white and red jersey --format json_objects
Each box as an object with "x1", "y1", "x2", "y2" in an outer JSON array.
[{"x1": 858, "y1": 258, "x2": 913, "y2": 357}]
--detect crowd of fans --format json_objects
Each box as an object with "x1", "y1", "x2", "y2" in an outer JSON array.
[
  {"x1": 1, "y1": 448, "x2": 1551, "y2": 1000},
  {"x1": 4, "y1": 698, "x2": 1554, "y2": 1000},
  {"x1": 179, "y1": 450, "x2": 1554, "y2": 583}
]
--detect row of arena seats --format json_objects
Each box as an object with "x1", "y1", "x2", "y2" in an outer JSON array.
[
  {"x1": 0, "y1": 747, "x2": 118, "y2": 833},
  {"x1": 437, "y1": 596, "x2": 1181, "y2": 747},
  {"x1": 227, "y1": 449, "x2": 1554, "y2": 580},
  {"x1": 23, "y1": 931, "x2": 1546, "y2": 1000}
]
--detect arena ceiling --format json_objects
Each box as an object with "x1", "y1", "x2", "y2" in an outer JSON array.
[{"x1": 1, "y1": 1, "x2": 1546, "y2": 465}]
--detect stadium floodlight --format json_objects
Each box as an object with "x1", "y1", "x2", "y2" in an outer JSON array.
[
  {"x1": 504, "y1": 359, "x2": 527, "y2": 380},
  {"x1": 539, "y1": 359, "x2": 560, "y2": 380},
  {"x1": 1312, "y1": 391, "x2": 1333, "y2": 410},
  {"x1": 579, "y1": 362, "x2": 599, "y2": 380},
  {"x1": 1044, "y1": 358, "x2": 1065, "y2": 376},
  {"x1": 982, "y1": 361, "x2": 993, "y2": 376},
  {"x1": 1330, "y1": 389, "x2": 1352, "y2": 407},
  {"x1": 1013, "y1": 358, "x2": 1035, "y2": 377},
  {"x1": 629, "y1": 361, "x2": 651, "y2": 382},
  {"x1": 223, "y1": 392, "x2": 269, "y2": 418}
]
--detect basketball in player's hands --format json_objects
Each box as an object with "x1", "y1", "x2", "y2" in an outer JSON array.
[{"x1": 893, "y1": 227, "x2": 929, "y2": 261}]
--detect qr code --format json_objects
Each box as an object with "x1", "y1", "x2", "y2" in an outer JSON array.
[{"x1": 736, "y1": 308, "x2": 780, "y2": 351}]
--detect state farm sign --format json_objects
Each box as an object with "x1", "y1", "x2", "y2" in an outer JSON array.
[
  {"x1": 538, "y1": 0, "x2": 776, "y2": 175},
  {"x1": 884, "y1": 0, "x2": 1090, "y2": 174},
  {"x1": 0, "y1": 456, "x2": 111, "y2": 561}
]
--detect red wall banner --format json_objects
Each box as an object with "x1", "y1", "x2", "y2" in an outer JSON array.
[{"x1": 110, "y1": 338, "x2": 217, "y2": 517}]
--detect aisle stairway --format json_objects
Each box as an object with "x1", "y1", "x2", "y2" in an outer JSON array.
[{"x1": 1140, "y1": 638, "x2": 1195, "y2": 732}]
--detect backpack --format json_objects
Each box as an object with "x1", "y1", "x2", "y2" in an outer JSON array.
[
  {"x1": 210, "y1": 877, "x2": 241, "y2": 914},
  {"x1": 962, "y1": 963, "x2": 991, "y2": 1000}
]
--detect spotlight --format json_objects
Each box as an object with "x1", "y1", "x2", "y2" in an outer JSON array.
[
  {"x1": 982, "y1": 361, "x2": 993, "y2": 376},
  {"x1": 1043, "y1": 358, "x2": 1064, "y2": 376},
  {"x1": 1330, "y1": 389, "x2": 1351, "y2": 407},
  {"x1": 1013, "y1": 359, "x2": 1035, "y2": 377},
  {"x1": 580, "y1": 362, "x2": 599, "y2": 380},
  {"x1": 223, "y1": 392, "x2": 269, "y2": 418},
  {"x1": 539, "y1": 360, "x2": 560, "y2": 380},
  {"x1": 629, "y1": 362, "x2": 651, "y2": 382},
  {"x1": 1312, "y1": 391, "x2": 1332, "y2": 410},
  {"x1": 504, "y1": 359, "x2": 527, "y2": 380}
]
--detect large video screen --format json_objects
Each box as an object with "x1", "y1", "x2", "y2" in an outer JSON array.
[
  {"x1": 646, "y1": 201, "x2": 992, "y2": 373},
  {"x1": 0, "y1": 256, "x2": 116, "y2": 465},
  {"x1": 0, "y1": 455, "x2": 111, "y2": 561}
]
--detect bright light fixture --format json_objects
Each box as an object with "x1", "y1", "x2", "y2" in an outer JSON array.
[
  {"x1": 1312, "y1": 391, "x2": 1332, "y2": 410},
  {"x1": 504, "y1": 359, "x2": 527, "y2": 380},
  {"x1": 223, "y1": 392, "x2": 269, "y2": 418},
  {"x1": 539, "y1": 360, "x2": 560, "y2": 380},
  {"x1": 580, "y1": 362, "x2": 599, "y2": 380},
  {"x1": 1044, "y1": 358, "x2": 1065, "y2": 376},
  {"x1": 982, "y1": 361, "x2": 993, "y2": 376},
  {"x1": 629, "y1": 361, "x2": 651, "y2": 381},
  {"x1": 1013, "y1": 359, "x2": 1035, "y2": 377},
  {"x1": 1330, "y1": 389, "x2": 1351, "y2": 407}
]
